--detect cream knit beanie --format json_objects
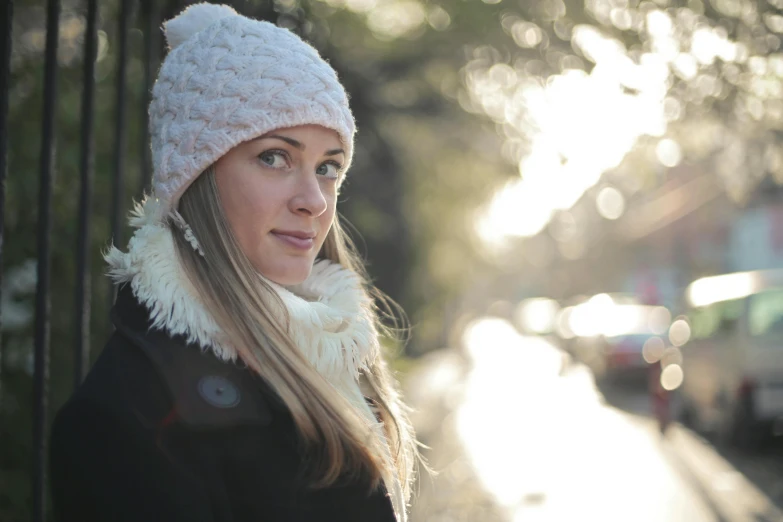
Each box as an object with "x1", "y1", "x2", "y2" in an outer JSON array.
[{"x1": 149, "y1": 2, "x2": 356, "y2": 215}]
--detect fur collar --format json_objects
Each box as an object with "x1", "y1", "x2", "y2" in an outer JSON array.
[
  {"x1": 104, "y1": 198, "x2": 380, "y2": 382},
  {"x1": 104, "y1": 198, "x2": 406, "y2": 521}
]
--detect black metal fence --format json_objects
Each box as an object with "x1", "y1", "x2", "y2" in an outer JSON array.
[{"x1": 0, "y1": 1, "x2": 277, "y2": 520}]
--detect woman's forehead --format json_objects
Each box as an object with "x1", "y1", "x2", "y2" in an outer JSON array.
[
  {"x1": 261, "y1": 124, "x2": 342, "y2": 139},
  {"x1": 250, "y1": 125, "x2": 345, "y2": 149}
]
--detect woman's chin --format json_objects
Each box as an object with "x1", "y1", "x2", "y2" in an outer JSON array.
[{"x1": 255, "y1": 259, "x2": 313, "y2": 286}]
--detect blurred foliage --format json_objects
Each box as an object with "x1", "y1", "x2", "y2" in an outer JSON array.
[{"x1": 458, "y1": 0, "x2": 783, "y2": 279}]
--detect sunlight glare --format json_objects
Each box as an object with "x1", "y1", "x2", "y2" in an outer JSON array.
[
  {"x1": 454, "y1": 314, "x2": 686, "y2": 521},
  {"x1": 687, "y1": 271, "x2": 756, "y2": 306},
  {"x1": 516, "y1": 298, "x2": 561, "y2": 334},
  {"x1": 472, "y1": 25, "x2": 669, "y2": 245},
  {"x1": 457, "y1": 317, "x2": 577, "y2": 506}
]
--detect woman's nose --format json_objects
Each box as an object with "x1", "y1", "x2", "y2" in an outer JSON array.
[{"x1": 291, "y1": 173, "x2": 328, "y2": 217}]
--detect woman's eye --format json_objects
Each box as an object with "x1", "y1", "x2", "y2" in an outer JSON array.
[
  {"x1": 258, "y1": 150, "x2": 287, "y2": 168},
  {"x1": 316, "y1": 162, "x2": 341, "y2": 179}
]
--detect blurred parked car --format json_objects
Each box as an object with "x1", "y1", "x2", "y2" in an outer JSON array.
[
  {"x1": 678, "y1": 269, "x2": 783, "y2": 448},
  {"x1": 600, "y1": 333, "x2": 657, "y2": 384},
  {"x1": 554, "y1": 293, "x2": 671, "y2": 385}
]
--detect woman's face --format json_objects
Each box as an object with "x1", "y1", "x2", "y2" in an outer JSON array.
[{"x1": 214, "y1": 124, "x2": 345, "y2": 286}]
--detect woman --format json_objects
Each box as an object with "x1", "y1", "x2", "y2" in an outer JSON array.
[{"x1": 49, "y1": 4, "x2": 420, "y2": 521}]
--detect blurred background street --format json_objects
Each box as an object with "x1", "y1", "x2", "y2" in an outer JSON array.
[
  {"x1": 405, "y1": 327, "x2": 783, "y2": 522},
  {"x1": 6, "y1": 0, "x2": 783, "y2": 520}
]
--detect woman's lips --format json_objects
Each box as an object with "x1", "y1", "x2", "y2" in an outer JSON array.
[{"x1": 271, "y1": 231, "x2": 314, "y2": 250}]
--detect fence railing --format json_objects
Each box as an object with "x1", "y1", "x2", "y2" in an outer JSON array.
[{"x1": 0, "y1": 1, "x2": 271, "y2": 520}]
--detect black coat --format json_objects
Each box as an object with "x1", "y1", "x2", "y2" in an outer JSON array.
[{"x1": 49, "y1": 284, "x2": 398, "y2": 522}]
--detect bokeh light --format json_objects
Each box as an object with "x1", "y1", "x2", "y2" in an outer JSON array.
[
  {"x1": 555, "y1": 306, "x2": 576, "y2": 339},
  {"x1": 655, "y1": 139, "x2": 683, "y2": 168},
  {"x1": 596, "y1": 187, "x2": 626, "y2": 220},
  {"x1": 515, "y1": 298, "x2": 561, "y2": 334},
  {"x1": 648, "y1": 307, "x2": 673, "y2": 335},
  {"x1": 642, "y1": 336, "x2": 666, "y2": 364},
  {"x1": 660, "y1": 346, "x2": 684, "y2": 368},
  {"x1": 668, "y1": 319, "x2": 692, "y2": 347},
  {"x1": 660, "y1": 364, "x2": 684, "y2": 391}
]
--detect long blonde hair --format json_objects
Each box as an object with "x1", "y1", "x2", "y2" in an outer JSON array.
[{"x1": 173, "y1": 166, "x2": 419, "y2": 494}]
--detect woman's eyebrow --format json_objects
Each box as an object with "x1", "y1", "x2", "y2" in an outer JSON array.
[{"x1": 257, "y1": 134, "x2": 345, "y2": 157}]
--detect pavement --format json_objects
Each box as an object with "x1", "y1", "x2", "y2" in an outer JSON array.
[{"x1": 404, "y1": 317, "x2": 783, "y2": 522}]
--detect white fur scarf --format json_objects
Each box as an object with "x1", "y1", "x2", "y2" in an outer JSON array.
[{"x1": 104, "y1": 197, "x2": 407, "y2": 521}]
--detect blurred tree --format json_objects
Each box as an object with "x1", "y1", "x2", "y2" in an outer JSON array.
[{"x1": 443, "y1": 0, "x2": 783, "y2": 300}]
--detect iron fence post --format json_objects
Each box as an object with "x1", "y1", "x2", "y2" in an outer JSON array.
[{"x1": 33, "y1": 0, "x2": 61, "y2": 520}]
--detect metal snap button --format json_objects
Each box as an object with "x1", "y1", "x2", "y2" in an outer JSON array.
[{"x1": 197, "y1": 376, "x2": 241, "y2": 408}]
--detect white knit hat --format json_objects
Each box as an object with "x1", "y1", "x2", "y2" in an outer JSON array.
[{"x1": 149, "y1": 2, "x2": 356, "y2": 214}]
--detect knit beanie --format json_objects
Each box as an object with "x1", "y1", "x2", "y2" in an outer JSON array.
[{"x1": 149, "y1": 2, "x2": 356, "y2": 215}]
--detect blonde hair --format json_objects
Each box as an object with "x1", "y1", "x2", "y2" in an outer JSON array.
[{"x1": 173, "y1": 166, "x2": 420, "y2": 495}]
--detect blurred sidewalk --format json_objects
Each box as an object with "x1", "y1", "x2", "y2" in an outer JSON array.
[{"x1": 404, "y1": 318, "x2": 783, "y2": 522}]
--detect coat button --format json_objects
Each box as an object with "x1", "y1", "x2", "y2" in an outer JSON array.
[{"x1": 197, "y1": 376, "x2": 241, "y2": 408}]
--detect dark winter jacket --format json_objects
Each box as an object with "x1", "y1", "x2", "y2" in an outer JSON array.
[{"x1": 49, "y1": 284, "x2": 397, "y2": 522}]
